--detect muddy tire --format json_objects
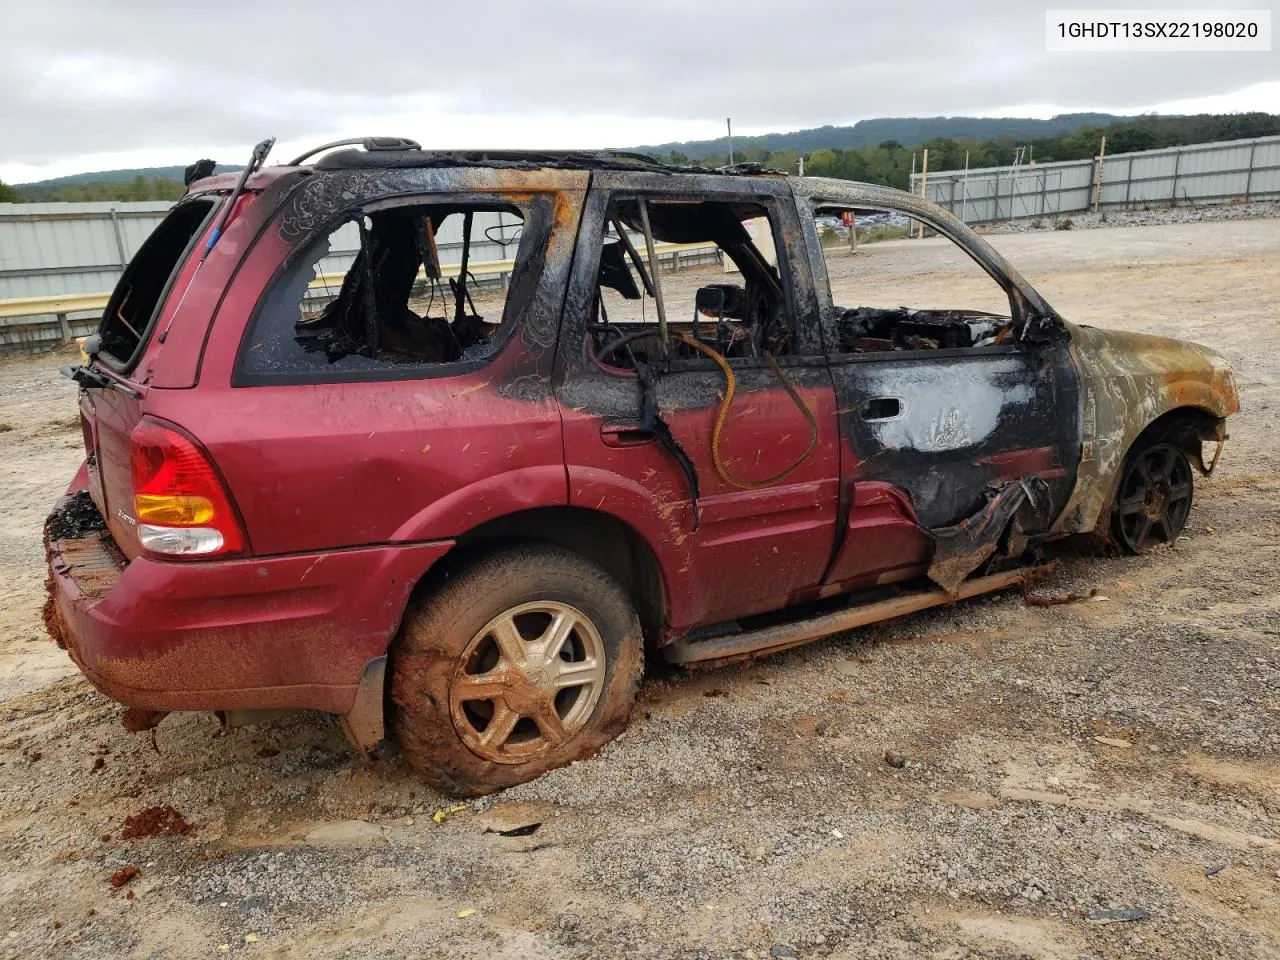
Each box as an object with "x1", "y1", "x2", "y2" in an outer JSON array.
[
  {"x1": 388, "y1": 544, "x2": 644, "y2": 797},
  {"x1": 1110, "y1": 440, "x2": 1194, "y2": 554}
]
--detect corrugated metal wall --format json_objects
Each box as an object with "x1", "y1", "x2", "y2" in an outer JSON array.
[
  {"x1": 0, "y1": 201, "x2": 173, "y2": 300},
  {"x1": 910, "y1": 134, "x2": 1280, "y2": 223}
]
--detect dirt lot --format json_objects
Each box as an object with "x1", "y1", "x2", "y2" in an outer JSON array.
[{"x1": 1, "y1": 218, "x2": 1278, "y2": 960}]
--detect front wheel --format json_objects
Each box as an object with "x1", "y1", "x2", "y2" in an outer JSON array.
[
  {"x1": 1110, "y1": 441, "x2": 1194, "y2": 553},
  {"x1": 388, "y1": 545, "x2": 644, "y2": 796}
]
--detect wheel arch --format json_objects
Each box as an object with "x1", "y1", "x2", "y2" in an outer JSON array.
[
  {"x1": 1105, "y1": 406, "x2": 1215, "y2": 553},
  {"x1": 1125, "y1": 404, "x2": 1227, "y2": 476},
  {"x1": 410, "y1": 506, "x2": 670, "y2": 649},
  {"x1": 1054, "y1": 403, "x2": 1224, "y2": 554},
  {"x1": 342, "y1": 506, "x2": 673, "y2": 755},
  {"x1": 1106, "y1": 404, "x2": 1226, "y2": 532},
  {"x1": 1052, "y1": 396, "x2": 1228, "y2": 537}
]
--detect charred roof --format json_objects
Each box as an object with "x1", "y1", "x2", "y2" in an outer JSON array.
[
  {"x1": 311, "y1": 144, "x2": 782, "y2": 178},
  {"x1": 185, "y1": 137, "x2": 789, "y2": 195}
]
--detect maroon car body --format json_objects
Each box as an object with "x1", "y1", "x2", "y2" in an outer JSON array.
[{"x1": 44, "y1": 142, "x2": 1237, "y2": 793}]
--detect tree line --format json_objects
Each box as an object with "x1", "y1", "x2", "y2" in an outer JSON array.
[
  {"x1": 650, "y1": 112, "x2": 1280, "y2": 191},
  {"x1": 2, "y1": 174, "x2": 186, "y2": 204}
]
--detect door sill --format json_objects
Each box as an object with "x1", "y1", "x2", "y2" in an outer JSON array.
[{"x1": 662, "y1": 565, "x2": 1044, "y2": 666}]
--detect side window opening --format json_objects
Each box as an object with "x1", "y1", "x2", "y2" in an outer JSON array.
[
  {"x1": 590, "y1": 198, "x2": 794, "y2": 370},
  {"x1": 240, "y1": 202, "x2": 529, "y2": 379},
  {"x1": 97, "y1": 197, "x2": 218, "y2": 367},
  {"x1": 813, "y1": 204, "x2": 1017, "y2": 354}
]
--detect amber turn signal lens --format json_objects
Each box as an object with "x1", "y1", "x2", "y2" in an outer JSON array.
[{"x1": 134, "y1": 493, "x2": 216, "y2": 525}]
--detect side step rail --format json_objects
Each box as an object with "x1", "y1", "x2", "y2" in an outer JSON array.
[{"x1": 662, "y1": 566, "x2": 1041, "y2": 666}]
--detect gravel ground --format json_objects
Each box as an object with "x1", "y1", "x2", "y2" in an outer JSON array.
[
  {"x1": 977, "y1": 199, "x2": 1280, "y2": 234},
  {"x1": 1, "y1": 216, "x2": 1278, "y2": 960}
]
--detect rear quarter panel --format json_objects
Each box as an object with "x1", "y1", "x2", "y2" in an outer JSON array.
[
  {"x1": 151, "y1": 370, "x2": 568, "y2": 554},
  {"x1": 155, "y1": 169, "x2": 590, "y2": 556}
]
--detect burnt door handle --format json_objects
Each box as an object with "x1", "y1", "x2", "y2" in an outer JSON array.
[
  {"x1": 861, "y1": 397, "x2": 901, "y2": 420},
  {"x1": 600, "y1": 421, "x2": 657, "y2": 447}
]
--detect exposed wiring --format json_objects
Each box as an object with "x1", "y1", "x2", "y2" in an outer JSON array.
[
  {"x1": 422, "y1": 277, "x2": 443, "y2": 319},
  {"x1": 671, "y1": 332, "x2": 819, "y2": 490},
  {"x1": 484, "y1": 223, "x2": 524, "y2": 246},
  {"x1": 115, "y1": 286, "x2": 140, "y2": 339}
]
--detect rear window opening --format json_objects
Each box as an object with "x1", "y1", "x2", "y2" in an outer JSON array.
[
  {"x1": 238, "y1": 202, "x2": 533, "y2": 380},
  {"x1": 589, "y1": 198, "x2": 793, "y2": 370},
  {"x1": 96, "y1": 198, "x2": 218, "y2": 368}
]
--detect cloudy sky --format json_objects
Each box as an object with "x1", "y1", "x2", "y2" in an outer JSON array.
[{"x1": 2, "y1": 0, "x2": 1276, "y2": 182}]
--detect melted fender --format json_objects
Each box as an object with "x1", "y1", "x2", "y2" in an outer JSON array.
[{"x1": 1054, "y1": 323, "x2": 1240, "y2": 535}]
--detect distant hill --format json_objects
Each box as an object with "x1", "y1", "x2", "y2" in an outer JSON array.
[
  {"x1": 632, "y1": 113, "x2": 1126, "y2": 160},
  {"x1": 11, "y1": 110, "x2": 1277, "y2": 202},
  {"x1": 21, "y1": 165, "x2": 197, "y2": 188},
  {"x1": 9, "y1": 115, "x2": 1122, "y2": 194},
  {"x1": 11, "y1": 163, "x2": 242, "y2": 203}
]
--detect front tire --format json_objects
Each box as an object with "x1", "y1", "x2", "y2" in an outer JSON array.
[
  {"x1": 388, "y1": 544, "x2": 644, "y2": 797},
  {"x1": 1110, "y1": 441, "x2": 1194, "y2": 553}
]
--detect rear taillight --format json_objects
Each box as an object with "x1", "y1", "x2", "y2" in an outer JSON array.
[{"x1": 129, "y1": 418, "x2": 245, "y2": 558}]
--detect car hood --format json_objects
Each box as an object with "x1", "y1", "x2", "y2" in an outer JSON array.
[{"x1": 1065, "y1": 322, "x2": 1240, "y2": 419}]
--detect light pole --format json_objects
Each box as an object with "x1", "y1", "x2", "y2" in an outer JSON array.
[{"x1": 726, "y1": 117, "x2": 734, "y2": 166}]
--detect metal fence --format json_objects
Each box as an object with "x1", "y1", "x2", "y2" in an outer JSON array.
[
  {"x1": 0, "y1": 201, "x2": 173, "y2": 301},
  {"x1": 909, "y1": 134, "x2": 1280, "y2": 224}
]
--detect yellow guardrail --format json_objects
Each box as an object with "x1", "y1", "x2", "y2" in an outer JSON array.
[
  {"x1": 308, "y1": 256, "x2": 518, "y2": 293},
  {"x1": 306, "y1": 241, "x2": 718, "y2": 291},
  {"x1": 0, "y1": 291, "x2": 114, "y2": 320},
  {"x1": 0, "y1": 241, "x2": 721, "y2": 341},
  {"x1": 0, "y1": 268, "x2": 522, "y2": 322}
]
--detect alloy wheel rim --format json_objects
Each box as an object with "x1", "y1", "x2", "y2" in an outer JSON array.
[
  {"x1": 1115, "y1": 443, "x2": 1192, "y2": 551},
  {"x1": 450, "y1": 601, "x2": 606, "y2": 764}
]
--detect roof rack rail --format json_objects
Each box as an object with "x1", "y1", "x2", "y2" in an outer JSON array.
[
  {"x1": 598, "y1": 150, "x2": 665, "y2": 165},
  {"x1": 287, "y1": 137, "x2": 422, "y2": 166}
]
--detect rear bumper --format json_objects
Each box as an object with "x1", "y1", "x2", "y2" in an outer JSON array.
[{"x1": 45, "y1": 493, "x2": 452, "y2": 714}]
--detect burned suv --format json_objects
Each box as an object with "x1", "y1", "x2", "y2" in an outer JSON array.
[{"x1": 46, "y1": 137, "x2": 1238, "y2": 795}]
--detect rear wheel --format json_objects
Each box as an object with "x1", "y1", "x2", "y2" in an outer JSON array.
[
  {"x1": 1110, "y1": 441, "x2": 1194, "y2": 553},
  {"x1": 389, "y1": 545, "x2": 643, "y2": 796}
]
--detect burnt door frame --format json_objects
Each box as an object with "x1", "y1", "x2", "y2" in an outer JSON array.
[{"x1": 554, "y1": 171, "x2": 841, "y2": 633}]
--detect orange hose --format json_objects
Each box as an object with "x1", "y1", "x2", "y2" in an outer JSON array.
[{"x1": 672, "y1": 332, "x2": 819, "y2": 490}]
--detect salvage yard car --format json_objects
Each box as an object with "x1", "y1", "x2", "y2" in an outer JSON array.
[{"x1": 45, "y1": 137, "x2": 1239, "y2": 796}]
